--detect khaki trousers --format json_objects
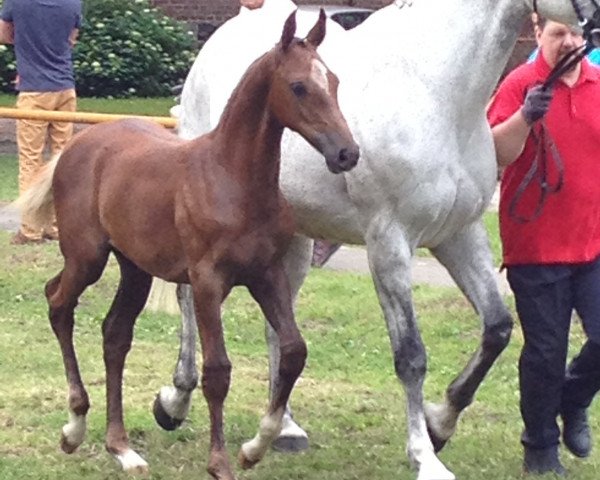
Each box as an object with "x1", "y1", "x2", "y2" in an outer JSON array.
[{"x1": 16, "y1": 89, "x2": 76, "y2": 239}]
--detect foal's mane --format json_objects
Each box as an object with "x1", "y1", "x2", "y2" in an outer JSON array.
[{"x1": 215, "y1": 37, "x2": 308, "y2": 130}]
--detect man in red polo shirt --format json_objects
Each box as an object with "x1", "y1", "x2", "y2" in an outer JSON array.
[{"x1": 488, "y1": 16, "x2": 600, "y2": 476}]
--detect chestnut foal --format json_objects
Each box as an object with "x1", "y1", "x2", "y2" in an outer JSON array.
[{"x1": 18, "y1": 10, "x2": 358, "y2": 479}]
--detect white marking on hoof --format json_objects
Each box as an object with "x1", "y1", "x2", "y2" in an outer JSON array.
[
  {"x1": 424, "y1": 402, "x2": 459, "y2": 442},
  {"x1": 406, "y1": 420, "x2": 453, "y2": 480},
  {"x1": 61, "y1": 412, "x2": 86, "y2": 450},
  {"x1": 242, "y1": 410, "x2": 284, "y2": 464},
  {"x1": 417, "y1": 456, "x2": 455, "y2": 480},
  {"x1": 158, "y1": 386, "x2": 192, "y2": 420},
  {"x1": 115, "y1": 449, "x2": 149, "y2": 476}
]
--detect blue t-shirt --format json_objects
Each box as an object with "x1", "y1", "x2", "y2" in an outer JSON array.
[{"x1": 0, "y1": 0, "x2": 82, "y2": 92}]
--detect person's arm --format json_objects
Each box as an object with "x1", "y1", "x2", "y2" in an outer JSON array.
[
  {"x1": 491, "y1": 84, "x2": 553, "y2": 168},
  {"x1": 491, "y1": 110, "x2": 532, "y2": 168},
  {"x1": 241, "y1": 0, "x2": 264, "y2": 9},
  {"x1": 0, "y1": 19, "x2": 14, "y2": 44}
]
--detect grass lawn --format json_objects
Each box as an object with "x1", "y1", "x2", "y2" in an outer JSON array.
[
  {"x1": 0, "y1": 231, "x2": 598, "y2": 480},
  {"x1": 0, "y1": 152, "x2": 598, "y2": 479},
  {"x1": 0, "y1": 154, "x2": 18, "y2": 201}
]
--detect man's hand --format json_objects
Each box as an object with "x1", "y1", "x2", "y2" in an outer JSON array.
[
  {"x1": 521, "y1": 84, "x2": 553, "y2": 125},
  {"x1": 69, "y1": 28, "x2": 79, "y2": 48},
  {"x1": 241, "y1": 0, "x2": 264, "y2": 10}
]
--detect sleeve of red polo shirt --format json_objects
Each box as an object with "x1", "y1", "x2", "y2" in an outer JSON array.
[{"x1": 487, "y1": 70, "x2": 528, "y2": 127}]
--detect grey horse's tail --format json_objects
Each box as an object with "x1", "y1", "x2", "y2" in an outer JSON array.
[
  {"x1": 13, "y1": 153, "x2": 60, "y2": 230},
  {"x1": 146, "y1": 279, "x2": 180, "y2": 315}
]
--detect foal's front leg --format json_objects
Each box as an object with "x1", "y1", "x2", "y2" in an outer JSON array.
[
  {"x1": 189, "y1": 267, "x2": 235, "y2": 480},
  {"x1": 102, "y1": 253, "x2": 153, "y2": 473},
  {"x1": 239, "y1": 262, "x2": 307, "y2": 469},
  {"x1": 268, "y1": 235, "x2": 313, "y2": 452}
]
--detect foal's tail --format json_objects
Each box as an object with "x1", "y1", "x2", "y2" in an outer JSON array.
[{"x1": 13, "y1": 153, "x2": 60, "y2": 230}]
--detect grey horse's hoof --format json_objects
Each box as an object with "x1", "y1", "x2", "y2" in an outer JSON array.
[
  {"x1": 427, "y1": 424, "x2": 448, "y2": 453},
  {"x1": 153, "y1": 394, "x2": 184, "y2": 431},
  {"x1": 271, "y1": 436, "x2": 309, "y2": 453}
]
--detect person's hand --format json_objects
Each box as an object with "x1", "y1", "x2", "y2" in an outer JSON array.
[
  {"x1": 241, "y1": 0, "x2": 264, "y2": 10},
  {"x1": 521, "y1": 84, "x2": 553, "y2": 125}
]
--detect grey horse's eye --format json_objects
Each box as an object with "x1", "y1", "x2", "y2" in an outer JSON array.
[{"x1": 290, "y1": 82, "x2": 307, "y2": 98}]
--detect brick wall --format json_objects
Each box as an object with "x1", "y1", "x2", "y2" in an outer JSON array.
[
  {"x1": 151, "y1": 1, "x2": 391, "y2": 25},
  {"x1": 150, "y1": 0, "x2": 535, "y2": 78}
]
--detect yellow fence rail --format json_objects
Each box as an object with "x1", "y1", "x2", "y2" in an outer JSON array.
[{"x1": 0, "y1": 107, "x2": 178, "y2": 129}]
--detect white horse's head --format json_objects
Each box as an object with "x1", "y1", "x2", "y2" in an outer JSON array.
[{"x1": 527, "y1": 0, "x2": 600, "y2": 30}]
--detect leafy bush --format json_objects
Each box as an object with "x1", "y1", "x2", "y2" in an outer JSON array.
[
  {"x1": 0, "y1": 0, "x2": 17, "y2": 93},
  {"x1": 0, "y1": 43, "x2": 16, "y2": 93},
  {"x1": 0, "y1": 0, "x2": 197, "y2": 97}
]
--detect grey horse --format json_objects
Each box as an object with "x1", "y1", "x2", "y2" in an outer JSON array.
[{"x1": 148, "y1": 1, "x2": 600, "y2": 479}]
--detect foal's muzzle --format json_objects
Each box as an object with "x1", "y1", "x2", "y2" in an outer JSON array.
[{"x1": 315, "y1": 132, "x2": 360, "y2": 174}]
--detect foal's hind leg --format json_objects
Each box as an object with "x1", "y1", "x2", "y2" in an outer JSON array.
[
  {"x1": 239, "y1": 262, "x2": 307, "y2": 469},
  {"x1": 153, "y1": 283, "x2": 199, "y2": 430},
  {"x1": 427, "y1": 221, "x2": 512, "y2": 451},
  {"x1": 102, "y1": 251, "x2": 152, "y2": 474},
  {"x1": 46, "y1": 250, "x2": 110, "y2": 454}
]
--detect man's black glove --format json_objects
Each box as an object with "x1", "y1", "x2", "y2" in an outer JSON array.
[{"x1": 521, "y1": 84, "x2": 553, "y2": 125}]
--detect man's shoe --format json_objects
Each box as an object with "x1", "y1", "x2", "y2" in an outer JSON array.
[
  {"x1": 10, "y1": 231, "x2": 45, "y2": 245},
  {"x1": 523, "y1": 447, "x2": 566, "y2": 476},
  {"x1": 562, "y1": 408, "x2": 591, "y2": 458}
]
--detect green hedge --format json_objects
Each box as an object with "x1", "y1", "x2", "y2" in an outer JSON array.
[
  {"x1": 0, "y1": 0, "x2": 197, "y2": 97},
  {"x1": 0, "y1": 0, "x2": 16, "y2": 92}
]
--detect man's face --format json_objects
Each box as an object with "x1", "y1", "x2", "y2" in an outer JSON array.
[{"x1": 536, "y1": 20, "x2": 584, "y2": 68}]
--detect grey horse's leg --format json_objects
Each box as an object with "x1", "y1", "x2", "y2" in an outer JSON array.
[
  {"x1": 269, "y1": 234, "x2": 313, "y2": 452},
  {"x1": 427, "y1": 220, "x2": 513, "y2": 451},
  {"x1": 153, "y1": 283, "x2": 199, "y2": 430},
  {"x1": 367, "y1": 222, "x2": 455, "y2": 480}
]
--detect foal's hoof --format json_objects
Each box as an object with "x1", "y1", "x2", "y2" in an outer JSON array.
[
  {"x1": 153, "y1": 394, "x2": 184, "y2": 431},
  {"x1": 124, "y1": 464, "x2": 150, "y2": 477},
  {"x1": 271, "y1": 435, "x2": 309, "y2": 453},
  {"x1": 114, "y1": 448, "x2": 150, "y2": 477},
  {"x1": 238, "y1": 448, "x2": 261, "y2": 470},
  {"x1": 60, "y1": 434, "x2": 80, "y2": 454}
]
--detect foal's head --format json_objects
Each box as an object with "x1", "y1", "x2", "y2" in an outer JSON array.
[{"x1": 268, "y1": 10, "x2": 360, "y2": 174}]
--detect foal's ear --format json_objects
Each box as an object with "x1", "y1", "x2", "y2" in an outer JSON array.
[
  {"x1": 281, "y1": 10, "x2": 297, "y2": 51},
  {"x1": 305, "y1": 8, "x2": 326, "y2": 48}
]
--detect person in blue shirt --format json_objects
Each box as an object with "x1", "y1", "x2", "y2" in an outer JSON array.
[{"x1": 0, "y1": 0, "x2": 82, "y2": 244}]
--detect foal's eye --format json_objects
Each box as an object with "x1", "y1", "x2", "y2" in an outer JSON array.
[{"x1": 290, "y1": 82, "x2": 307, "y2": 98}]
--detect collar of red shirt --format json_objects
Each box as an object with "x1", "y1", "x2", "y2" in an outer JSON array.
[{"x1": 535, "y1": 47, "x2": 600, "y2": 85}]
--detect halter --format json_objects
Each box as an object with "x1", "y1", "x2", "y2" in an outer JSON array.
[
  {"x1": 394, "y1": 0, "x2": 413, "y2": 9},
  {"x1": 509, "y1": 0, "x2": 600, "y2": 223}
]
